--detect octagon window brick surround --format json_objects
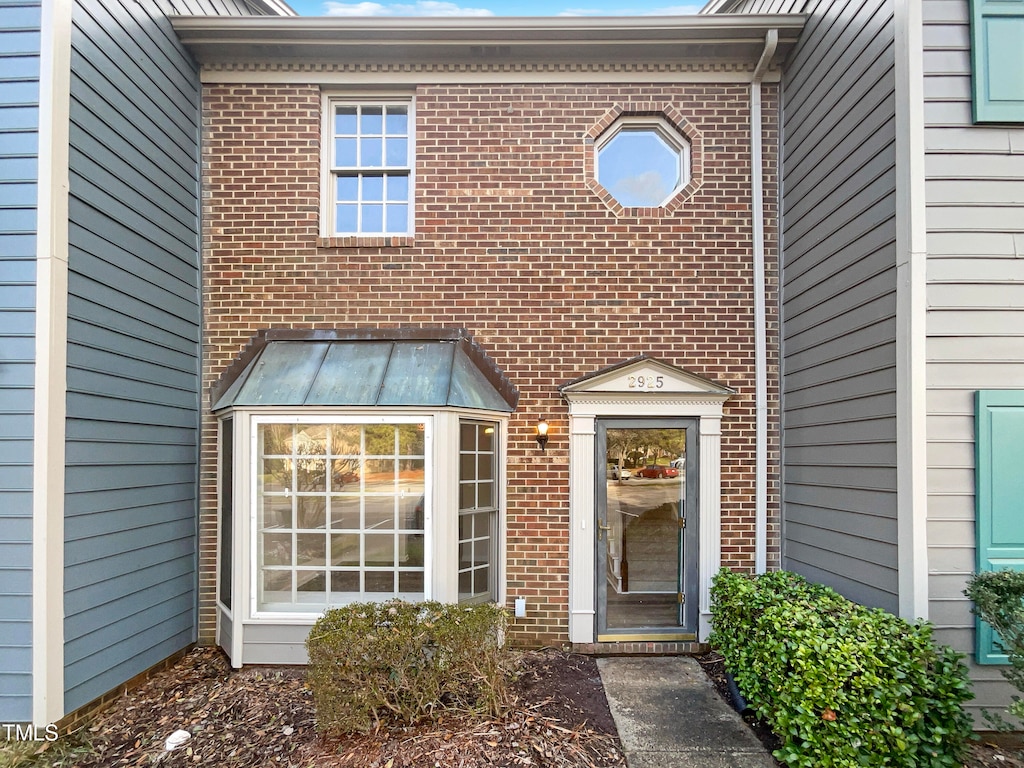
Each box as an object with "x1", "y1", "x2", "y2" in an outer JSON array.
[
  {"x1": 585, "y1": 104, "x2": 702, "y2": 216},
  {"x1": 596, "y1": 118, "x2": 690, "y2": 208}
]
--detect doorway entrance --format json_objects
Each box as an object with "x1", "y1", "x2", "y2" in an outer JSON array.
[{"x1": 596, "y1": 419, "x2": 698, "y2": 641}]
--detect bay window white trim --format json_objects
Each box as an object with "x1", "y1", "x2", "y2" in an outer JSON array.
[
  {"x1": 216, "y1": 406, "x2": 507, "y2": 666},
  {"x1": 248, "y1": 413, "x2": 433, "y2": 620}
]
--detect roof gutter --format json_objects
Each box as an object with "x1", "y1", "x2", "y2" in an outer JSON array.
[{"x1": 751, "y1": 28, "x2": 778, "y2": 575}]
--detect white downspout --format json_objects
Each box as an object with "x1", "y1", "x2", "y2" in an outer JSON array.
[{"x1": 751, "y1": 29, "x2": 777, "y2": 575}]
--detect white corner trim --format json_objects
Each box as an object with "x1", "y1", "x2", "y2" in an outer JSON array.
[
  {"x1": 894, "y1": 0, "x2": 929, "y2": 621},
  {"x1": 32, "y1": 0, "x2": 72, "y2": 726}
]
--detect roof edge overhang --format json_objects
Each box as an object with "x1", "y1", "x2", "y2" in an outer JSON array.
[
  {"x1": 171, "y1": 14, "x2": 805, "y2": 71},
  {"x1": 210, "y1": 327, "x2": 519, "y2": 413}
]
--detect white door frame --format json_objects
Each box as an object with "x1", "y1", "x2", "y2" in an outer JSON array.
[{"x1": 561, "y1": 358, "x2": 732, "y2": 643}]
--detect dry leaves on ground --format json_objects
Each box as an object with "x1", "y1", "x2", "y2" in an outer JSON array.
[
  {"x1": 12, "y1": 646, "x2": 1024, "y2": 768},
  {"x1": 15, "y1": 647, "x2": 623, "y2": 768}
]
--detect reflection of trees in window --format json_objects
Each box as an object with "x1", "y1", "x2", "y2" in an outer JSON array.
[
  {"x1": 256, "y1": 420, "x2": 428, "y2": 612},
  {"x1": 608, "y1": 428, "x2": 686, "y2": 468},
  {"x1": 458, "y1": 421, "x2": 497, "y2": 604}
]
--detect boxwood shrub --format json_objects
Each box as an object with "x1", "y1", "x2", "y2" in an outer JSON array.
[
  {"x1": 306, "y1": 599, "x2": 515, "y2": 735},
  {"x1": 965, "y1": 569, "x2": 1024, "y2": 724},
  {"x1": 710, "y1": 569, "x2": 972, "y2": 768}
]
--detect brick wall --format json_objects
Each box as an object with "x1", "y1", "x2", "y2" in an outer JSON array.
[{"x1": 199, "y1": 80, "x2": 781, "y2": 647}]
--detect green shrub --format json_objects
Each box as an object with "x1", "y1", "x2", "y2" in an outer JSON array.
[
  {"x1": 305, "y1": 599, "x2": 515, "y2": 735},
  {"x1": 710, "y1": 569, "x2": 972, "y2": 768},
  {"x1": 965, "y1": 569, "x2": 1024, "y2": 724}
]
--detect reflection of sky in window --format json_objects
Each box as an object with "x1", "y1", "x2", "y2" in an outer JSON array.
[
  {"x1": 598, "y1": 129, "x2": 681, "y2": 208},
  {"x1": 332, "y1": 104, "x2": 411, "y2": 234}
]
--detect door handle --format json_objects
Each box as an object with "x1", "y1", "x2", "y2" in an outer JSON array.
[{"x1": 598, "y1": 522, "x2": 611, "y2": 539}]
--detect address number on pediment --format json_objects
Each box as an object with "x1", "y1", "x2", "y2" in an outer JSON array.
[{"x1": 627, "y1": 375, "x2": 664, "y2": 390}]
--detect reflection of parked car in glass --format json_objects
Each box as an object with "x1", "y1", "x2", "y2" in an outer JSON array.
[
  {"x1": 332, "y1": 464, "x2": 360, "y2": 487},
  {"x1": 607, "y1": 463, "x2": 631, "y2": 480},
  {"x1": 635, "y1": 464, "x2": 679, "y2": 479}
]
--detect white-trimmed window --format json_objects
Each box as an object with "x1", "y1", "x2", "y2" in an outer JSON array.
[
  {"x1": 254, "y1": 418, "x2": 427, "y2": 613},
  {"x1": 595, "y1": 116, "x2": 690, "y2": 208},
  {"x1": 325, "y1": 98, "x2": 413, "y2": 235},
  {"x1": 458, "y1": 420, "x2": 498, "y2": 604},
  {"x1": 212, "y1": 331, "x2": 516, "y2": 665}
]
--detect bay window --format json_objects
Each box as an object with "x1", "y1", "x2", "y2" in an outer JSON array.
[
  {"x1": 458, "y1": 421, "x2": 497, "y2": 604},
  {"x1": 211, "y1": 329, "x2": 516, "y2": 666},
  {"x1": 255, "y1": 419, "x2": 428, "y2": 613}
]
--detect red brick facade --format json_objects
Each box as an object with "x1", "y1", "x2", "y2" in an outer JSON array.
[{"x1": 198, "y1": 79, "x2": 781, "y2": 647}]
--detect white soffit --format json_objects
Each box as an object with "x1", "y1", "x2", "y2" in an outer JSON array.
[{"x1": 171, "y1": 15, "x2": 805, "y2": 72}]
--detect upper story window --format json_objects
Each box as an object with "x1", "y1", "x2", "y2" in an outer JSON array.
[
  {"x1": 595, "y1": 117, "x2": 690, "y2": 208},
  {"x1": 325, "y1": 98, "x2": 413, "y2": 235}
]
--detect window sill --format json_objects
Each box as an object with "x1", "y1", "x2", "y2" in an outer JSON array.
[{"x1": 317, "y1": 235, "x2": 416, "y2": 248}]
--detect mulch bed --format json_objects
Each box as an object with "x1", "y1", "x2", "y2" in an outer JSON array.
[
  {"x1": 27, "y1": 647, "x2": 624, "y2": 768},
  {"x1": 13, "y1": 646, "x2": 1024, "y2": 768}
]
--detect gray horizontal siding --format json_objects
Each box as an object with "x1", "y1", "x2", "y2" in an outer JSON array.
[
  {"x1": 0, "y1": 0, "x2": 39, "y2": 724},
  {"x1": 59, "y1": 0, "x2": 276, "y2": 716},
  {"x1": 780, "y1": 0, "x2": 899, "y2": 613},
  {"x1": 242, "y1": 623, "x2": 312, "y2": 666},
  {"x1": 923, "y1": 0, "x2": 1024, "y2": 722},
  {"x1": 61, "y1": 0, "x2": 266, "y2": 714}
]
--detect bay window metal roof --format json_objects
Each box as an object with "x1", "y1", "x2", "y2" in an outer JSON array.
[{"x1": 211, "y1": 328, "x2": 517, "y2": 413}]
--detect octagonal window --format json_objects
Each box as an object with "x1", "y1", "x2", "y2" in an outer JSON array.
[{"x1": 596, "y1": 118, "x2": 690, "y2": 208}]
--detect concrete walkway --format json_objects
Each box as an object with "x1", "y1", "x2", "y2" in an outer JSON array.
[{"x1": 598, "y1": 656, "x2": 777, "y2": 768}]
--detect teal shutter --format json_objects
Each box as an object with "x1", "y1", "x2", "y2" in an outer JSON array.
[
  {"x1": 970, "y1": 0, "x2": 1024, "y2": 123},
  {"x1": 975, "y1": 390, "x2": 1024, "y2": 664}
]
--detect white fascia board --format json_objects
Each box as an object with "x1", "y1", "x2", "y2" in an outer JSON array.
[{"x1": 171, "y1": 14, "x2": 805, "y2": 71}]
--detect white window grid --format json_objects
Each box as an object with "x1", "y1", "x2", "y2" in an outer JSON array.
[
  {"x1": 253, "y1": 418, "x2": 428, "y2": 614},
  {"x1": 326, "y1": 99, "x2": 413, "y2": 236},
  {"x1": 457, "y1": 421, "x2": 498, "y2": 604}
]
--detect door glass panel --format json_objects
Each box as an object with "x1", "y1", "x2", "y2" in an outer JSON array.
[{"x1": 603, "y1": 426, "x2": 687, "y2": 630}]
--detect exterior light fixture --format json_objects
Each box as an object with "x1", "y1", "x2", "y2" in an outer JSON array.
[{"x1": 536, "y1": 418, "x2": 549, "y2": 452}]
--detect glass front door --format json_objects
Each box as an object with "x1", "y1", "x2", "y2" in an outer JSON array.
[{"x1": 596, "y1": 419, "x2": 698, "y2": 641}]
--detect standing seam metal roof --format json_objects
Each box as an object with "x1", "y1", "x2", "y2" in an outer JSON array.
[{"x1": 211, "y1": 328, "x2": 518, "y2": 413}]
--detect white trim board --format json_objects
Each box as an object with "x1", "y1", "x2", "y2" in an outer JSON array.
[
  {"x1": 561, "y1": 358, "x2": 731, "y2": 643},
  {"x1": 32, "y1": 0, "x2": 72, "y2": 726}
]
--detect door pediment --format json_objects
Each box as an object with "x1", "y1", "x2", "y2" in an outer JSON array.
[{"x1": 560, "y1": 356, "x2": 734, "y2": 403}]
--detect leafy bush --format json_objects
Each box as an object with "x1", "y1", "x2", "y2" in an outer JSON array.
[
  {"x1": 306, "y1": 599, "x2": 516, "y2": 735},
  {"x1": 965, "y1": 569, "x2": 1024, "y2": 724},
  {"x1": 710, "y1": 569, "x2": 972, "y2": 768}
]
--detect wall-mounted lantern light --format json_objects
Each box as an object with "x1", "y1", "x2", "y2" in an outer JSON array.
[{"x1": 536, "y1": 418, "x2": 549, "y2": 453}]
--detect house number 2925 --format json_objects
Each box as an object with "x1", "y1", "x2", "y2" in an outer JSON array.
[{"x1": 627, "y1": 375, "x2": 664, "y2": 389}]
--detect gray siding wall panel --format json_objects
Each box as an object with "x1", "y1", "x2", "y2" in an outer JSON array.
[
  {"x1": 721, "y1": 0, "x2": 806, "y2": 12},
  {"x1": 780, "y1": 0, "x2": 900, "y2": 613},
  {"x1": 923, "y1": 0, "x2": 1024, "y2": 720},
  {"x1": 61, "y1": 0, "x2": 264, "y2": 714},
  {"x1": 0, "y1": 0, "x2": 39, "y2": 724}
]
